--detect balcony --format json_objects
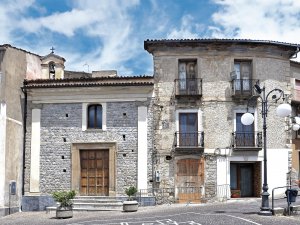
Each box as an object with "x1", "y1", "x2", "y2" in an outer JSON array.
[
  {"x1": 231, "y1": 79, "x2": 257, "y2": 99},
  {"x1": 175, "y1": 78, "x2": 202, "y2": 98},
  {"x1": 174, "y1": 132, "x2": 204, "y2": 154},
  {"x1": 231, "y1": 131, "x2": 262, "y2": 151}
]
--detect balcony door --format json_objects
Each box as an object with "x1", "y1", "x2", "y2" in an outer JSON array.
[
  {"x1": 234, "y1": 61, "x2": 251, "y2": 94},
  {"x1": 178, "y1": 61, "x2": 197, "y2": 94},
  {"x1": 179, "y1": 113, "x2": 198, "y2": 147},
  {"x1": 236, "y1": 113, "x2": 254, "y2": 147}
]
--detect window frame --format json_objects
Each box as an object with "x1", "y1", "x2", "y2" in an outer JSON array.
[
  {"x1": 233, "y1": 109, "x2": 257, "y2": 147},
  {"x1": 82, "y1": 103, "x2": 106, "y2": 131},
  {"x1": 87, "y1": 104, "x2": 102, "y2": 129},
  {"x1": 178, "y1": 59, "x2": 198, "y2": 95}
]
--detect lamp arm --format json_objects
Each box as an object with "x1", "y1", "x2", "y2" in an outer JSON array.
[{"x1": 266, "y1": 88, "x2": 284, "y2": 102}]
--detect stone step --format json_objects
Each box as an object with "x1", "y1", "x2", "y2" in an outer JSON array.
[
  {"x1": 73, "y1": 202, "x2": 123, "y2": 210},
  {"x1": 47, "y1": 196, "x2": 126, "y2": 212},
  {"x1": 46, "y1": 206, "x2": 122, "y2": 212},
  {"x1": 74, "y1": 196, "x2": 125, "y2": 200},
  {"x1": 73, "y1": 199, "x2": 123, "y2": 204}
]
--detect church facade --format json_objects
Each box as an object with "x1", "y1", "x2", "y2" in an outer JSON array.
[{"x1": 22, "y1": 53, "x2": 154, "y2": 210}]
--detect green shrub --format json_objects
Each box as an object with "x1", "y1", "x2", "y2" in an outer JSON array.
[
  {"x1": 52, "y1": 190, "x2": 76, "y2": 209},
  {"x1": 125, "y1": 186, "x2": 137, "y2": 200}
]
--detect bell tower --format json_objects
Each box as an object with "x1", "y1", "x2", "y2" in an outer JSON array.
[{"x1": 41, "y1": 47, "x2": 65, "y2": 79}]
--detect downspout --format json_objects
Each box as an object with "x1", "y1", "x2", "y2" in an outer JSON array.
[
  {"x1": 21, "y1": 84, "x2": 27, "y2": 197},
  {"x1": 290, "y1": 47, "x2": 299, "y2": 59}
]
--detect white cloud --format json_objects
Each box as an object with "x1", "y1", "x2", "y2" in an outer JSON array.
[
  {"x1": 15, "y1": 0, "x2": 142, "y2": 74},
  {"x1": 0, "y1": 0, "x2": 35, "y2": 43},
  {"x1": 210, "y1": 0, "x2": 300, "y2": 44},
  {"x1": 167, "y1": 15, "x2": 204, "y2": 39},
  {"x1": 19, "y1": 9, "x2": 100, "y2": 36}
]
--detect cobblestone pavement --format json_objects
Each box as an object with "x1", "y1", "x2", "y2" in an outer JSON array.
[{"x1": 1, "y1": 199, "x2": 300, "y2": 225}]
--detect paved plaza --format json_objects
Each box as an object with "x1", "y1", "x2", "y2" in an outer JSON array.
[{"x1": 1, "y1": 199, "x2": 300, "y2": 225}]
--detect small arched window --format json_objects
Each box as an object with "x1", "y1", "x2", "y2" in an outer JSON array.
[
  {"x1": 88, "y1": 104, "x2": 102, "y2": 129},
  {"x1": 49, "y1": 62, "x2": 55, "y2": 79}
]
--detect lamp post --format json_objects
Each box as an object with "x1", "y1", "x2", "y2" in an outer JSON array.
[{"x1": 241, "y1": 84, "x2": 291, "y2": 216}]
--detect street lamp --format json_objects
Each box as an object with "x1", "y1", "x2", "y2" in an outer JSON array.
[{"x1": 241, "y1": 84, "x2": 291, "y2": 216}]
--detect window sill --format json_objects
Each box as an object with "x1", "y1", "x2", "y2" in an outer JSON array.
[{"x1": 83, "y1": 128, "x2": 105, "y2": 132}]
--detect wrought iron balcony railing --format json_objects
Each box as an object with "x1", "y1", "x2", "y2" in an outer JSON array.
[
  {"x1": 175, "y1": 131, "x2": 204, "y2": 148},
  {"x1": 231, "y1": 79, "x2": 257, "y2": 98},
  {"x1": 175, "y1": 78, "x2": 202, "y2": 97},
  {"x1": 231, "y1": 131, "x2": 262, "y2": 149}
]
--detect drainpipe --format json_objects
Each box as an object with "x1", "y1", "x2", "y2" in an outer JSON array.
[
  {"x1": 290, "y1": 47, "x2": 299, "y2": 59},
  {"x1": 21, "y1": 84, "x2": 27, "y2": 196}
]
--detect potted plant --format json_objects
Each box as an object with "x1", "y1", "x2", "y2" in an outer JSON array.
[
  {"x1": 52, "y1": 190, "x2": 76, "y2": 219},
  {"x1": 231, "y1": 189, "x2": 241, "y2": 198},
  {"x1": 123, "y1": 186, "x2": 138, "y2": 212}
]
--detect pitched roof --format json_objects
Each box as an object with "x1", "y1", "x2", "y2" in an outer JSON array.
[
  {"x1": 144, "y1": 38, "x2": 300, "y2": 52},
  {"x1": 23, "y1": 76, "x2": 154, "y2": 89},
  {"x1": 0, "y1": 44, "x2": 41, "y2": 57}
]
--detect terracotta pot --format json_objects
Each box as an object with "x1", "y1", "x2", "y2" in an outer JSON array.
[{"x1": 231, "y1": 193, "x2": 240, "y2": 198}]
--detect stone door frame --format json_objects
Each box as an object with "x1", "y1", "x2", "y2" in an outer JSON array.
[{"x1": 71, "y1": 142, "x2": 116, "y2": 196}]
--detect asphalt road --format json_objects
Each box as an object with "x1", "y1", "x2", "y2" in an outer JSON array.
[{"x1": 1, "y1": 199, "x2": 300, "y2": 225}]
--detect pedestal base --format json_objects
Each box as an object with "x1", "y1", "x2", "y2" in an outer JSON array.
[{"x1": 258, "y1": 209, "x2": 272, "y2": 216}]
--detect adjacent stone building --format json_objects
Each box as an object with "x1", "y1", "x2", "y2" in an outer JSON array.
[{"x1": 144, "y1": 39, "x2": 300, "y2": 201}]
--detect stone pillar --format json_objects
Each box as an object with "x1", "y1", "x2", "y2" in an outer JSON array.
[
  {"x1": 29, "y1": 109, "x2": 41, "y2": 193},
  {"x1": 138, "y1": 106, "x2": 148, "y2": 190}
]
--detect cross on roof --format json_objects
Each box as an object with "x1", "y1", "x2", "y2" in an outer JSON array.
[{"x1": 50, "y1": 47, "x2": 55, "y2": 53}]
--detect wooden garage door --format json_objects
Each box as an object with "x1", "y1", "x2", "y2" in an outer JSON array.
[
  {"x1": 80, "y1": 150, "x2": 109, "y2": 196},
  {"x1": 176, "y1": 158, "x2": 204, "y2": 203}
]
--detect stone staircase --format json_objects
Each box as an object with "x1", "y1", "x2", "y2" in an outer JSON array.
[{"x1": 46, "y1": 196, "x2": 124, "y2": 212}]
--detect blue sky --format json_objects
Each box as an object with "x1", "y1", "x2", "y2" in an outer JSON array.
[{"x1": 1, "y1": 0, "x2": 300, "y2": 75}]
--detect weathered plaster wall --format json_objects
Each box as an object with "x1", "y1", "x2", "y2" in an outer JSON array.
[
  {"x1": 0, "y1": 47, "x2": 26, "y2": 214},
  {"x1": 151, "y1": 44, "x2": 293, "y2": 199},
  {"x1": 25, "y1": 53, "x2": 42, "y2": 80}
]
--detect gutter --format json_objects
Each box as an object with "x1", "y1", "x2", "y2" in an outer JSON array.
[{"x1": 21, "y1": 85, "x2": 27, "y2": 196}]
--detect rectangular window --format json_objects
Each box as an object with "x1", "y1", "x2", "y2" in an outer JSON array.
[
  {"x1": 82, "y1": 103, "x2": 106, "y2": 131},
  {"x1": 236, "y1": 113, "x2": 254, "y2": 147},
  {"x1": 88, "y1": 104, "x2": 102, "y2": 129},
  {"x1": 233, "y1": 60, "x2": 252, "y2": 92},
  {"x1": 178, "y1": 60, "x2": 197, "y2": 93},
  {"x1": 179, "y1": 113, "x2": 198, "y2": 146}
]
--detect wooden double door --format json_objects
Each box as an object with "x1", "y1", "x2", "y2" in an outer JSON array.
[
  {"x1": 80, "y1": 150, "x2": 109, "y2": 196},
  {"x1": 176, "y1": 158, "x2": 204, "y2": 203}
]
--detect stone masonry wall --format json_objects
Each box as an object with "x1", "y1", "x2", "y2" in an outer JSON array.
[
  {"x1": 24, "y1": 99, "x2": 153, "y2": 195},
  {"x1": 151, "y1": 44, "x2": 293, "y2": 201}
]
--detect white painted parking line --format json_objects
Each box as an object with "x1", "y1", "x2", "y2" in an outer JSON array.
[
  {"x1": 67, "y1": 212, "x2": 261, "y2": 225},
  {"x1": 226, "y1": 215, "x2": 262, "y2": 225}
]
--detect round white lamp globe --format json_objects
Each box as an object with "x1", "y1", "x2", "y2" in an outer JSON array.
[
  {"x1": 292, "y1": 124, "x2": 300, "y2": 131},
  {"x1": 241, "y1": 112, "x2": 254, "y2": 125},
  {"x1": 295, "y1": 117, "x2": 300, "y2": 124},
  {"x1": 276, "y1": 103, "x2": 291, "y2": 118}
]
